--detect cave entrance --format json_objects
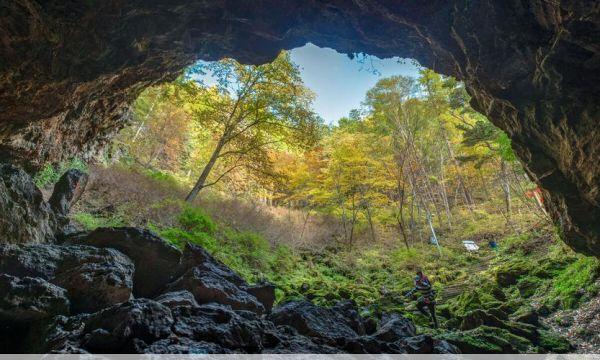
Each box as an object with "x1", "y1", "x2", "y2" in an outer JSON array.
[{"x1": 83, "y1": 43, "x2": 548, "y2": 252}]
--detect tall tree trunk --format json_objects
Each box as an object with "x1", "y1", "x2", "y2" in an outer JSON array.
[
  {"x1": 396, "y1": 182, "x2": 410, "y2": 249},
  {"x1": 439, "y1": 152, "x2": 452, "y2": 229},
  {"x1": 185, "y1": 137, "x2": 226, "y2": 203},
  {"x1": 443, "y1": 135, "x2": 474, "y2": 209},
  {"x1": 364, "y1": 202, "x2": 377, "y2": 242},
  {"x1": 500, "y1": 160, "x2": 511, "y2": 217}
]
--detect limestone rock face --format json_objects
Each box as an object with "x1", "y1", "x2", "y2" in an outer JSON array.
[
  {"x1": 0, "y1": 164, "x2": 56, "y2": 243},
  {"x1": 49, "y1": 169, "x2": 89, "y2": 217},
  {"x1": 0, "y1": 1, "x2": 597, "y2": 255},
  {"x1": 0, "y1": 164, "x2": 88, "y2": 243}
]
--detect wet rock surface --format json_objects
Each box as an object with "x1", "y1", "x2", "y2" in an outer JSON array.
[{"x1": 0, "y1": 226, "x2": 458, "y2": 354}]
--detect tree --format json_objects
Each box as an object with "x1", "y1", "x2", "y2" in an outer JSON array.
[
  {"x1": 116, "y1": 85, "x2": 189, "y2": 170},
  {"x1": 181, "y1": 53, "x2": 321, "y2": 203}
]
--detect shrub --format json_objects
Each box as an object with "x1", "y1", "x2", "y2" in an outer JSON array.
[
  {"x1": 34, "y1": 158, "x2": 88, "y2": 189},
  {"x1": 178, "y1": 206, "x2": 217, "y2": 235}
]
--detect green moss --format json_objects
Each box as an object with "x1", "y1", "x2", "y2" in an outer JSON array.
[
  {"x1": 72, "y1": 212, "x2": 124, "y2": 230},
  {"x1": 547, "y1": 256, "x2": 600, "y2": 309},
  {"x1": 178, "y1": 206, "x2": 216, "y2": 235},
  {"x1": 447, "y1": 280, "x2": 505, "y2": 317},
  {"x1": 495, "y1": 260, "x2": 532, "y2": 287},
  {"x1": 516, "y1": 276, "x2": 542, "y2": 298},
  {"x1": 438, "y1": 326, "x2": 532, "y2": 353},
  {"x1": 538, "y1": 330, "x2": 571, "y2": 353}
]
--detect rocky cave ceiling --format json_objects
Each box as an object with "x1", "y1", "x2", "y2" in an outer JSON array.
[{"x1": 0, "y1": 0, "x2": 598, "y2": 256}]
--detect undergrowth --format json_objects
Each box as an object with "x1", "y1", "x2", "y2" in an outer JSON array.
[
  {"x1": 34, "y1": 158, "x2": 88, "y2": 189},
  {"x1": 68, "y1": 164, "x2": 599, "y2": 354}
]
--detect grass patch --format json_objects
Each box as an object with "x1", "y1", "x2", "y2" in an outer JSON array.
[{"x1": 72, "y1": 212, "x2": 125, "y2": 230}]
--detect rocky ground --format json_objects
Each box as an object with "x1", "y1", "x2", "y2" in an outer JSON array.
[
  {"x1": 544, "y1": 281, "x2": 600, "y2": 354},
  {"x1": 0, "y1": 164, "x2": 584, "y2": 354},
  {"x1": 0, "y1": 229, "x2": 459, "y2": 354},
  {"x1": 0, "y1": 163, "x2": 459, "y2": 353}
]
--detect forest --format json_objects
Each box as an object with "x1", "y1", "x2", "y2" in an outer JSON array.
[{"x1": 33, "y1": 52, "x2": 599, "y2": 353}]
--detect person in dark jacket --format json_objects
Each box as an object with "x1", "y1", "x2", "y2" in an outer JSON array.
[{"x1": 405, "y1": 269, "x2": 438, "y2": 328}]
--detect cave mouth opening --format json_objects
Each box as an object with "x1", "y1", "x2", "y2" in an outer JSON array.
[
  {"x1": 81, "y1": 44, "x2": 549, "y2": 258},
  {"x1": 45, "y1": 44, "x2": 596, "y2": 353}
]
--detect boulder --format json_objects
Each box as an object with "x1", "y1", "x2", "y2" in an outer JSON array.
[
  {"x1": 144, "y1": 337, "x2": 231, "y2": 354},
  {"x1": 52, "y1": 255, "x2": 134, "y2": 313},
  {"x1": 268, "y1": 301, "x2": 359, "y2": 346},
  {"x1": 179, "y1": 243, "x2": 247, "y2": 287},
  {"x1": 331, "y1": 300, "x2": 367, "y2": 336},
  {"x1": 460, "y1": 310, "x2": 505, "y2": 331},
  {"x1": 167, "y1": 267, "x2": 264, "y2": 314},
  {"x1": 495, "y1": 262, "x2": 531, "y2": 287},
  {"x1": 511, "y1": 307, "x2": 540, "y2": 326},
  {"x1": 243, "y1": 282, "x2": 276, "y2": 313},
  {"x1": 65, "y1": 227, "x2": 182, "y2": 297},
  {"x1": 400, "y1": 335, "x2": 459, "y2": 354},
  {"x1": 370, "y1": 313, "x2": 417, "y2": 342},
  {"x1": 0, "y1": 163, "x2": 57, "y2": 244},
  {"x1": 0, "y1": 274, "x2": 69, "y2": 322},
  {"x1": 155, "y1": 291, "x2": 199, "y2": 309},
  {"x1": 262, "y1": 330, "x2": 341, "y2": 354},
  {"x1": 437, "y1": 325, "x2": 531, "y2": 354},
  {"x1": 48, "y1": 169, "x2": 88, "y2": 235},
  {"x1": 48, "y1": 169, "x2": 89, "y2": 217},
  {"x1": 0, "y1": 244, "x2": 134, "y2": 314},
  {"x1": 171, "y1": 303, "x2": 276, "y2": 352},
  {"x1": 44, "y1": 299, "x2": 174, "y2": 353}
]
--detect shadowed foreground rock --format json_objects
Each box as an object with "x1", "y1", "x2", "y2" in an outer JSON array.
[
  {"x1": 0, "y1": 165, "x2": 88, "y2": 243},
  {"x1": 0, "y1": 164, "x2": 56, "y2": 243},
  {"x1": 0, "y1": 227, "x2": 459, "y2": 354},
  {"x1": 0, "y1": 244, "x2": 134, "y2": 314}
]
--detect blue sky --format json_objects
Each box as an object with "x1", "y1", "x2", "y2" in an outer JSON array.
[
  {"x1": 290, "y1": 43, "x2": 421, "y2": 124},
  {"x1": 196, "y1": 43, "x2": 422, "y2": 124}
]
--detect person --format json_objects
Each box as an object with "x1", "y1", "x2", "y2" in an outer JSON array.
[{"x1": 405, "y1": 269, "x2": 438, "y2": 328}]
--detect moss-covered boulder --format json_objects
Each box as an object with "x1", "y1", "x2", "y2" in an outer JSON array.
[
  {"x1": 446, "y1": 280, "x2": 506, "y2": 317},
  {"x1": 538, "y1": 330, "x2": 572, "y2": 353},
  {"x1": 511, "y1": 306, "x2": 539, "y2": 326},
  {"x1": 437, "y1": 325, "x2": 532, "y2": 353},
  {"x1": 459, "y1": 310, "x2": 505, "y2": 330},
  {"x1": 516, "y1": 276, "x2": 541, "y2": 298},
  {"x1": 495, "y1": 261, "x2": 532, "y2": 287}
]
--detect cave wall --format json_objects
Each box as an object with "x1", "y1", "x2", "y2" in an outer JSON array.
[{"x1": 0, "y1": 0, "x2": 598, "y2": 256}]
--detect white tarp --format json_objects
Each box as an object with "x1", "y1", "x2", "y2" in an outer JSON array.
[{"x1": 462, "y1": 240, "x2": 479, "y2": 252}]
